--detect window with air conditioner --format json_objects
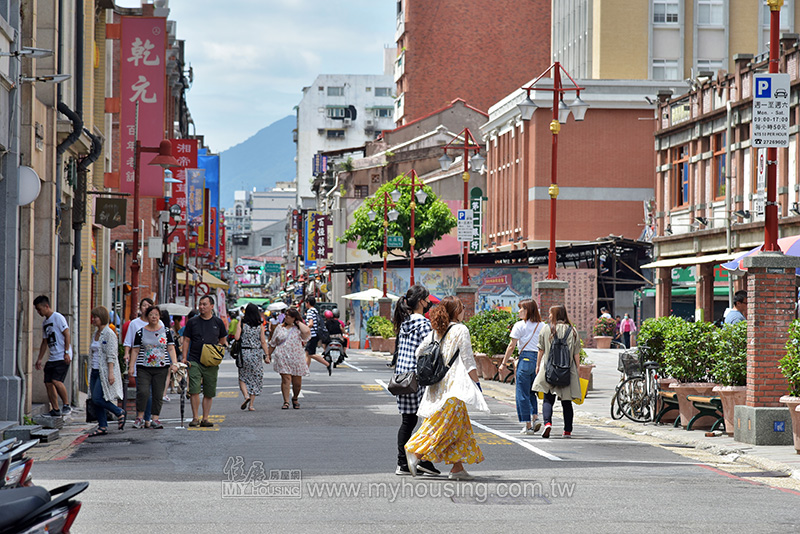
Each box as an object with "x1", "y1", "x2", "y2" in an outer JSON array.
[{"x1": 326, "y1": 107, "x2": 346, "y2": 119}]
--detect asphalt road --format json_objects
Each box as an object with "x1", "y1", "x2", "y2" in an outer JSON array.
[{"x1": 32, "y1": 350, "x2": 800, "y2": 533}]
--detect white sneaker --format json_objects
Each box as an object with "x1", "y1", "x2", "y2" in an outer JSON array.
[
  {"x1": 449, "y1": 469, "x2": 474, "y2": 481},
  {"x1": 162, "y1": 395, "x2": 171, "y2": 402},
  {"x1": 533, "y1": 421, "x2": 542, "y2": 432},
  {"x1": 520, "y1": 426, "x2": 535, "y2": 435}
]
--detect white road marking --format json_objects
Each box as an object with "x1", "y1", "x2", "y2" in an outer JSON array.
[
  {"x1": 271, "y1": 389, "x2": 320, "y2": 397},
  {"x1": 342, "y1": 361, "x2": 363, "y2": 372},
  {"x1": 471, "y1": 421, "x2": 564, "y2": 462}
]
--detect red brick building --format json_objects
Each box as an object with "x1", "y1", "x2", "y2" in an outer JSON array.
[
  {"x1": 481, "y1": 79, "x2": 687, "y2": 251},
  {"x1": 394, "y1": 0, "x2": 551, "y2": 124}
]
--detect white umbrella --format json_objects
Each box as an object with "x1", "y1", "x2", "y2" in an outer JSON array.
[
  {"x1": 267, "y1": 302, "x2": 289, "y2": 312},
  {"x1": 342, "y1": 288, "x2": 400, "y2": 301},
  {"x1": 160, "y1": 303, "x2": 192, "y2": 316}
]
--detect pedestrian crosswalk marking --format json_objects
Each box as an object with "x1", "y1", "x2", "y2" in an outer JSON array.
[{"x1": 361, "y1": 384, "x2": 384, "y2": 391}]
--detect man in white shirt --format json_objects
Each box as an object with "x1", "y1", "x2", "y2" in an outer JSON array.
[{"x1": 34, "y1": 295, "x2": 72, "y2": 417}]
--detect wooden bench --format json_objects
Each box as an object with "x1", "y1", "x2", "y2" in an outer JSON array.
[
  {"x1": 686, "y1": 395, "x2": 725, "y2": 432},
  {"x1": 655, "y1": 391, "x2": 681, "y2": 427}
]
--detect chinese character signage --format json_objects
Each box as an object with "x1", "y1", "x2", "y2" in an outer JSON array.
[
  {"x1": 304, "y1": 211, "x2": 319, "y2": 269},
  {"x1": 169, "y1": 139, "x2": 198, "y2": 255},
  {"x1": 120, "y1": 16, "x2": 167, "y2": 197},
  {"x1": 313, "y1": 154, "x2": 327, "y2": 175},
  {"x1": 752, "y1": 73, "x2": 790, "y2": 148},
  {"x1": 187, "y1": 168, "x2": 205, "y2": 248},
  {"x1": 470, "y1": 197, "x2": 482, "y2": 252},
  {"x1": 314, "y1": 214, "x2": 332, "y2": 260}
]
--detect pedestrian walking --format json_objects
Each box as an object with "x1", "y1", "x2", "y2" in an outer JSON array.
[
  {"x1": 303, "y1": 296, "x2": 332, "y2": 375},
  {"x1": 267, "y1": 308, "x2": 311, "y2": 409},
  {"x1": 33, "y1": 295, "x2": 72, "y2": 417},
  {"x1": 391, "y1": 284, "x2": 440, "y2": 477},
  {"x1": 86, "y1": 306, "x2": 126, "y2": 437},
  {"x1": 181, "y1": 295, "x2": 228, "y2": 427},
  {"x1": 405, "y1": 296, "x2": 488, "y2": 480},
  {"x1": 235, "y1": 303, "x2": 271, "y2": 411},
  {"x1": 533, "y1": 305, "x2": 582, "y2": 438},
  {"x1": 123, "y1": 298, "x2": 160, "y2": 426},
  {"x1": 619, "y1": 313, "x2": 637, "y2": 348},
  {"x1": 501, "y1": 299, "x2": 546, "y2": 435},
  {"x1": 130, "y1": 305, "x2": 178, "y2": 429}
]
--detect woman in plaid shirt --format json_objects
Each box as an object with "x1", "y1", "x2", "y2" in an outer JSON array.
[{"x1": 392, "y1": 285, "x2": 439, "y2": 476}]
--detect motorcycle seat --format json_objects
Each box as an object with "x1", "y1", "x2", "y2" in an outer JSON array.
[{"x1": 0, "y1": 485, "x2": 51, "y2": 529}]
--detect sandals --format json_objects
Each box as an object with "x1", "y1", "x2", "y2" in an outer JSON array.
[
  {"x1": 88, "y1": 428, "x2": 108, "y2": 437},
  {"x1": 118, "y1": 411, "x2": 127, "y2": 430},
  {"x1": 292, "y1": 398, "x2": 300, "y2": 409},
  {"x1": 282, "y1": 402, "x2": 290, "y2": 410},
  {"x1": 241, "y1": 398, "x2": 250, "y2": 410}
]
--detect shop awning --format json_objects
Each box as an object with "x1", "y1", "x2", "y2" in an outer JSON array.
[
  {"x1": 643, "y1": 286, "x2": 730, "y2": 297},
  {"x1": 176, "y1": 271, "x2": 229, "y2": 289},
  {"x1": 640, "y1": 252, "x2": 736, "y2": 269}
]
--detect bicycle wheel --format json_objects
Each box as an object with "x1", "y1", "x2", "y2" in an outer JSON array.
[
  {"x1": 610, "y1": 388, "x2": 625, "y2": 419},
  {"x1": 618, "y1": 377, "x2": 652, "y2": 423}
]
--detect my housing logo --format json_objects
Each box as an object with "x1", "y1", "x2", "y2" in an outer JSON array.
[{"x1": 221, "y1": 456, "x2": 301, "y2": 499}]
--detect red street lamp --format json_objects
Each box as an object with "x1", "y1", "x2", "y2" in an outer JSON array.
[
  {"x1": 518, "y1": 62, "x2": 588, "y2": 280},
  {"x1": 368, "y1": 192, "x2": 400, "y2": 297},
  {"x1": 765, "y1": 0, "x2": 783, "y2": 252},
  {"x1": 397, "y1": 170, "x2": 427, "y2": 287},
  {"x1": 130, "y1": 139, "x2": 180, "y2": 316},
  {"x1": 439, "y1": 128, "x2": 484, "y2": 286}
]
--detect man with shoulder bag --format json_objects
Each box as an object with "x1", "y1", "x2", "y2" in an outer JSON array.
[{"x1": 182, "y1": 295, "x2": 227, "y2": 428}]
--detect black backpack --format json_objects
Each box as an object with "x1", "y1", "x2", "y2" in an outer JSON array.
[
  {"x1": 417, "y1": 325, "x2": 459, "y2": 387},
  {"x1": 545, "y1": 325, "x2": 573, "y2": 387},
  {"x1": 313, "y1": 309, "x2": 330, "y2": 343}
]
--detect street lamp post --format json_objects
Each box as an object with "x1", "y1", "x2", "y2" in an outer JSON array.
[
  {"x1": 159, "y1": 169, "x2": 183, "y2": 303},
  {"x1": 398, "y1": 170, "x2": 427, "y2": 286},
  {"x1": 130, "y1": 139, "x2": 179, "y2": 315},
  {"x1": 438, "y1": 128, "x2": 485, "y2": 286},
  {"x1": 518, "y1": 62, "x2": 588, "y2": 280},
  {"x1": 765, "y1": 0, "x2": 783, "y2": 252},
  {"x1": 368, "y1": 192, "x2": 399, "y2": 297}
]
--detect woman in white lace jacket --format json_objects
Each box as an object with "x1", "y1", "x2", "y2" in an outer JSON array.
[{"x1": 404, "y1": 296, "x2": 489, "y2": 480}]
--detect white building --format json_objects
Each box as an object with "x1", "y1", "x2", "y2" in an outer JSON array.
[{"x1": 294, "y1": 64, "x2": 395, "y2": 208}]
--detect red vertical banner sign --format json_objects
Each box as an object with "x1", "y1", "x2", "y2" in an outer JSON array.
[
  {"x1": 220, "y1": 214, "x2": 227, "y2": 268},
  {"x1": 168, "y1": 139, "x2": 198, "y2": 255},
  {"x1": 209, "y1": 207, "x2": 218, "y2": 267},
  {"x1": 120, "y1": 17, "x2": 167, "y2": 196}
]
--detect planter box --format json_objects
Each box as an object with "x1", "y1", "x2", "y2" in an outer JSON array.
[
  {"x1": 779, "y1": 395, "x2": 800, "y2": 453},
  {"x1": 578, "y1": 364, "x2": 595, "y2": 393},
  {"x1": 713, "y1": 385, "x2": 748, "y2": 436},
  {"x1": 368, "y1": 336, "x2": 395, "y2": 353},
  {"x1": 594, "y1": 336, "x2": 612, "y2": 349},
  {"x1": 669, "y1": 382, "x2": 719, "y2": 430},
  {"x1": 474, "y1": 353, "x2": 491, "y2": 379}
]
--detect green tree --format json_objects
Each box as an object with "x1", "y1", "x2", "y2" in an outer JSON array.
[{"x1": 338, "y1": 175, "x2": 457, "y2": 257}]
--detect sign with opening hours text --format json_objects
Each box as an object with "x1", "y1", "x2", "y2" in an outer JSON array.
[{"x1": 752, "y1": 73, "x2": 790, "y2": 148}]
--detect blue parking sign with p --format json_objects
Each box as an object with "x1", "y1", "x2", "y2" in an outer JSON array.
[{"x1": 755, "y1": 77, "x2": 772, "y2": 98}]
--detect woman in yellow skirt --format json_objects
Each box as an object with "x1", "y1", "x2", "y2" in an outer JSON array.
[{"x1": 405, "y1": 296, "x2": 489, "y2": 480}]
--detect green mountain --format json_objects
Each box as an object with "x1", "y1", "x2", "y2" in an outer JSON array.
[{"x1": 220, "y1": 115, "x2": 296, "y2": 208}]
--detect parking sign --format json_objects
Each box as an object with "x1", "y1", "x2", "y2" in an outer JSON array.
[
  {"x1": 457, "y1": 209, "x2": 473, "y2": 242},
  {"x1": 752, "y1": 73, "x2": 790, "y2": 148}
]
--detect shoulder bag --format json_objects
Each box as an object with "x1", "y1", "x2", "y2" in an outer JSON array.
[
  {"x1": 200, "y1": 344, "x2": 225, "y2": 367},
  {"x1": 388, "y1": 371, "x2": 418, "y2": 395}
]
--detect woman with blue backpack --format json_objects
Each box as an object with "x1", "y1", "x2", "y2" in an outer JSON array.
[{"x1": 532, "y1": 305, "x2": 582, "y2": 438}]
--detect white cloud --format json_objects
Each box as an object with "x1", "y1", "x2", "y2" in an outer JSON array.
[{"x1": 150, "y1": 0, "x2": 396, "y2": 150}]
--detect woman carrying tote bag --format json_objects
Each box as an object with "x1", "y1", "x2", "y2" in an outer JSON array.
[{"x1": 404, "y1": 296, "x2": 489, "y2": 480}]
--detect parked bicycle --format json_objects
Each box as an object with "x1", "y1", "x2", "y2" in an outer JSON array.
[{"x1": 611, "y1": 346, "x2": 660, "y2": 423}]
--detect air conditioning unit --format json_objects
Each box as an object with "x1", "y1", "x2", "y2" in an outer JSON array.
[
  {"x1": 343, "y1": 118, "x2": 352, "y2": 126},
  {"x1": 365, "y1": 120, "x2": 374, "y2": 127},
  {"x1": 317, "y1": 128, "x2": 325, "y2": 135}
]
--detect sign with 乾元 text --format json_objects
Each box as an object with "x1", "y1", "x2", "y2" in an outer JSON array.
[
  {"x1": 120, "y1": 17, "x2": 166, "y2": 196},
  {"x1": 752, "y1": 73, "x2": 790, "y2": 148}
]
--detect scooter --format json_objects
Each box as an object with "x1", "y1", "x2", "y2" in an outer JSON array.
[
  {"x1": 0, "y1": 439, "x2": 39, "y2": 489},
  {"x1": 323, "y1": 336, "x2": 347, "y2": 367},
  {"x1": 0, "y1": 479, "x2": 88, "y2": 534}
]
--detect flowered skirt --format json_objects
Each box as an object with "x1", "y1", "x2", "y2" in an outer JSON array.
[{"x1": 405, "y1": 397, "x2": 484, "y2": 465}]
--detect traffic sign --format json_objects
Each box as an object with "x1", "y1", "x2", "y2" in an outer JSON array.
[
  {"x1": 387, "y1": 235, "x2": 403, "y2": 248},
  {"x1": 263, "y1": 263, "x2": 281, "y2": 273},
  {"x1": 197, "y1": 282, "x2": 210, "y2": 295},
  {"x1": 234, "y1": 265, "x2": 246, "y2": 275},
  {"x1": 752, "y1": 73, "x2": 790, "y2": 148},
  {"x1": 457, "y1": 209, "x2": 473, "y2": 242}
]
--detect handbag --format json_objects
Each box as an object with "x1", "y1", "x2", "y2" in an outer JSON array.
[
  {"x1": 388, "y1": 371, "x2": 418, "y2": 395},
  {"x1": 200, "y1": 344, "x2": 225, "y2": 367},
  {"x1": 230, "y1": 338, "x2": 242, "y2": 359}
]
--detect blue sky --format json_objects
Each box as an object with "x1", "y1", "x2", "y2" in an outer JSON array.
[{"x1": 119, "y1": 1, "x2": 396, "y2": 152}]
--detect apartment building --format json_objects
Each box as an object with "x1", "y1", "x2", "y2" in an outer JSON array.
[{"x1": 553, "y1": 0, "x2": 798, "y2": 81}]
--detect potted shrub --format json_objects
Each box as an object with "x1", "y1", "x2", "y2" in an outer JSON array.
[
  {"x1": 663, "y1": 319, "x2": 719, "y2": 429},
  {"x1": 366, "y1": 315, "x2": 395, "y2": 353},
  {"x1": 592, "y1": 317, "x2": 617, "y2": 349},
  {"x1": 711, "y1": 321, "x2": 747, "y2": 436},
  {"x1": 465, "y1": 309, "x2": 516, "y2": 381},
  {"x1": 780, "y1": 319, "x2": 800, "y2": 453}
]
